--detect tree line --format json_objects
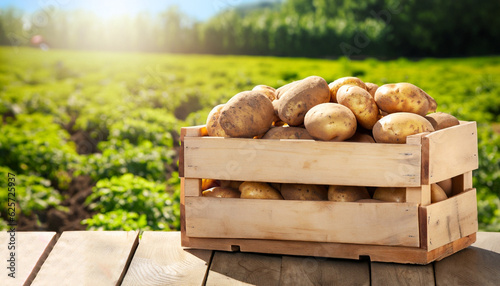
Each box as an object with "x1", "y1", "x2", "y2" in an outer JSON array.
[{"x1": 0, "y1": 0, "x2": 499, "y2": 58}]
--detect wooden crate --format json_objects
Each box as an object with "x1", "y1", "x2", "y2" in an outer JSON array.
[{"x1": 179, "y1": 121, "x2": 479, "y2": 264}]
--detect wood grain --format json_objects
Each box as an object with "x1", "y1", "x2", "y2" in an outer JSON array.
[
  {"x1": 206, "y1": 251, "x2": 281, "y2": 286},
  {"x1": 31, "y1": 231, "x2": 138, "y2": 286},
  {"x1": 183, "y1": 136, "x2": 421, "y2": 187},
  {"x1": 121, "y1": 231, "x2": 212, "y2": 286},
  {"x1": 185, "y1": 197, "x2": 420, "y2": 247},
  {"x1": 421, "y1": 189, "x2": 478, "y2": 251},
  {"x1": 371, "y1": 262, "x2": 434, "y2": 286},
  {"x1": 426, "y1": 121, "x2": 478, "y2": 184},
  {"x1": 0, "y1": 231, "x2": 56, "y2": 286},
  {"x1": 279, "y1": 255, "x2": 369, "y2": 286},
  {"x1": 434, "y1": 232, "x2": 500, "y2": 285}
]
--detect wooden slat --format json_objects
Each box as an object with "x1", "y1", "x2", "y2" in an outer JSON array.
[
  {"x1": 279, "y1": 255, "x2": 370, "y2": 285},
  {"x1": 371, "y1": 262, "x2": 434, "y2": 286},
  {"x1": 205, "y1": 251, "x2": 281, "y2": 285},
  {"x1": 0, "y1": 232, "x2": 56, "y2": 286},
  {"x1": 406, "y1": 185, "x2": 431, "y2": 206},
  {"x1": 421, "y1": 188, "x2": 478, "y2": 251},
  {"x1": 183, "y1": 234, "x2": 475, "y2": 265},
  {"x1": 183, "y1": 136, "x2": 422, "y2": 187},
  {"x1": 185, "y1": 197, "x2": 420, "y2": 247},
  {"x1": 121, "y1": 231, "x2": 212, "y2": 286},
  {"x1": 434, "y1": 232, "x2": 500, "y2": 285},
  {"x1": 180, "y1": 125, "x2": 207, "y2": 177},
  {"x1": 183, "y1": 178, "x2": 202, "y2": 197},
  {"x1": 426, "y1": 121, "x2": 478, "y2": 184},
  {"x1": 31, "y1": 231, "x2": 138, "y2": 286}
]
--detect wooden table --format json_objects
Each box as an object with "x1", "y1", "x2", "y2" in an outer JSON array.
[{"x1": 1, "y1": 231, "x2": 498, "y2": 286}]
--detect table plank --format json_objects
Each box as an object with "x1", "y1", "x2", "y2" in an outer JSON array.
[
  {"x1": 371, "y1": 262, "x2": 434, "y2": 286},
  {"x1": 280, "y1": 256, "x2": 370, "y2": 286},
  {"x1": 435, "y1": 232, "x2": 500, "y2": 286},
  {"x1": 121, "y1": 231, "x2": 212, "y2": 286},
  {"x1": 31, "y1": 231, "x2": 138, "y2": 286},
  {"x1": 0, "y1": 231, "x2": 56, "y2": 286},
  {"x1": 206, "y1": 251, "x2": 281, "y2": 286}
]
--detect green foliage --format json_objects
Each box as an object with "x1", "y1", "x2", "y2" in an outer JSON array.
[
  {"x1": 79, "y1": 140, "x2": 175, "y2": 182},
  {"x1": 83, "y1": 174, "x2": 179, "y2": 230},
  {"x1": 0, "y1": 166, "x2": 64, "y2": 223},
  {"x1": 0, "y1": 113, "x2": 79, "y2": 187}
]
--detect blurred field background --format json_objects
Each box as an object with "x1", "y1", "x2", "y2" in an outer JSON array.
[{"x1": 0, "y1": 0, "x2": 499, "y2": 232}]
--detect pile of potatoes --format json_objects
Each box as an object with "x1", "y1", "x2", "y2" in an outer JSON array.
[
  {"x1": 203, "y1": 75, "x2": 461, "y2": 203},
  {"x1": 201, "y1": 179, "x2": 452, "y2": 204}
]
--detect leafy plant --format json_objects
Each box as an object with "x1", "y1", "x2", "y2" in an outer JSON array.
[
  {"x1": 83, "y1": 173, "x2": 179, "y2": 230},
  {"x1": 0, "y1": 166, "x2": 65, "y2": 230},
  {"x1": 0, "y1": 113, "x2": 79, "y2": 188}
]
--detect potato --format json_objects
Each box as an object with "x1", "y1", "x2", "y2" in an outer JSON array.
[
  {"x1": 252, "y1": 85, "x2": 276, "y2": 101},
  {"x1": 304, "y1": 103, "x2": 357, "y2": 141},
  {"x1": 365, "y1": 82, "x2": 379, "y2": 98},
  {"x1": 239, "y1": 182, "x2": 283, "y2": 200},
  {"x1": 270, "y1": 183, "x2": 281, "y2": 192},
  {"x1": 262, "y1": 126, "x2": 313, "y2": 140},
  {"x1": 281, "y1": 184, "x2": 328, "y2": 201},
  {"x1": 374, "y1": 83, "x2": 434, "y2": 116},
  {"x1": 219, "y1": 91, "x2": 275, "y2": 138},
  {"x1": 372, "y1": 112, "x2": 435, "y2": 144},
  {"x1": 373, "y1": 187, "x2": 406, "y2": 202},
  {"x1": 276, "y1": 80, "x2": 301, "y2": 99},
  {"x1": 431, "y1": 183, "x2": 448, "y2": 203},
  {"x1": 202, "y1": 187, "x2": 240, "y2": 198},
  {"x1": 278, "y1": 76, "x2": 330, "y2": 126},
  {"x1": 220, "y1": 180, "x2": 243, "y2": 190},
  {"x1": 425, "y1": 112, "x2": 460, "y2": 130},
  {"x1": 337, "y1": 85, "x2": 379, "y2": 129},
  {"x1": 206, "y1": 104, "x2": 228, "y2": 137},
  {"x1": 328, "y1": 185, "x2": 370, "y2": 202},
  {"x1": 345, "y1": 132, "x2": 375, "y2": 143},
  {"x1": 437, "y1": 178, "x2": 453, "y2": 197},
  {"x1": 328, "y1": 77, "x2": 367, "y2": 103},
  {"x1": 202, "y1": 179, "x2": 220, "y2": 191}
]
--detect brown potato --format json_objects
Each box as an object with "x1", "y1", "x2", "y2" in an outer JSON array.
[
  {"x1": 431, "y1": 183, "x2": 448, "y2": 203},
  {"x1": 328, "y1": 77, "x2": 367, "y2": 103},
  {"x1": 373, "y1": 187, "x2": 406, "y2": 202},
  {"x1": 372, "y1": 112, "x2": 435, "y2": 144},
  {"x1": 202, "y1": 179, "x2": 220, "y2": 191},
  {"x1": 239, "y1": 182, "x2": 283, "y2": 200},
  {"x1": 437, "y1": 178, "x2": 453, "y2": 197},
  {"x1": 425, "y1": 112, "x2": 460, "y2": 130},
  {"x1": 278, "y1": 76, "x2": 330, "y2": 126},
  {"x1": 276, "y1": 80, "x2": 301, "y2": 99},
  {"x1": 219, "y1": 91, "x2": 275, "y2": 138},
  {"x1": 262, "y1": 126, "x2": 313, "y2": 140},
  {"x1": 304, "y1": 103, "x2": 357, "y2": 141},
  {"x1": 374, "y1": 83, "x2": 432, "y2": 116},
  {"x1": 281, "y1": 184, "x2": 328, "y2": 201},
  {"x1": 345, "y1": 132, "x2": 375, "y2": 143},
  {"x1": 365, "y1": 82, "x2": 379, "y2": 98},
  {"x1": 337, "y1": 85, "x2": 379, "y2": 129},
  {"x1": 252, "y1": 85, "x2": 276, "y2": 101},
  {"x1": 202, "y1": 187, "x2": 240, "y2": 198},
  {"x1": 206, "y1": 104, "x2": 228, "y2": 137},
  {"x1": 328, "y1": 185, "x2": 370, "y2": 202}
]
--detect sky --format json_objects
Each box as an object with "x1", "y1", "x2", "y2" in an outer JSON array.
[{"x1": 0, "y1": 0, "x2": 267, "y2": 21}]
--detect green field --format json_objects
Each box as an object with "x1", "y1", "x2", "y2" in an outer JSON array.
[{"x1": 1, "y1": 47, "x2": 499, "y2": 231}]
